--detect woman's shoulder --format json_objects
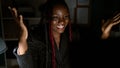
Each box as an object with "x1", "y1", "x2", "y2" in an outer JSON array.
[{"x1": 71, "y1": 24, "x2": 81, "y2": 41}]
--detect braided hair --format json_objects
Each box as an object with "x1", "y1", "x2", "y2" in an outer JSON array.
[{"x1": 42, "y1": 0, "x2": 72, "y2": 68}]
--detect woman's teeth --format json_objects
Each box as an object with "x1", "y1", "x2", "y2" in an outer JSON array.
[{"x1": 57, "y1": 25, "x2": 64, "y2": 29}]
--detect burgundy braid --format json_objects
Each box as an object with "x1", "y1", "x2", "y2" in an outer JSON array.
[
  {"x1": 49, "y1": 22, "x2": 56, "y2": 68},
  {"x1": 69, "y1": 22, "x2": 72, "y2": 42},
  {"x1": 49, "y1": 21, "x2": 72, "y2": 68},
  {"x1": 47, "y1": 2, "x2": 72, "y2": 68}
]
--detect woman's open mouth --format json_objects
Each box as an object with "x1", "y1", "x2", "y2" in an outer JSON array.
[{"x1": 57, "y1": 25, "x2": 64, "y2": 29}]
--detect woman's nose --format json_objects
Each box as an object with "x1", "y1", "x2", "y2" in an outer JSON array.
[{"x1": 58, "y1": 18, "x2": 64, "y2": 24}]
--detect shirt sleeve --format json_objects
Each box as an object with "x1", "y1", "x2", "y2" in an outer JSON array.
[{"x1": 13, "y1": 47, "x2": 34, "y2": 68}]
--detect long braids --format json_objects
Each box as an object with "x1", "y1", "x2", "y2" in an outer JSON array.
[{"x1": 44, "y1": 0, "x2": 72, "y2": 68}]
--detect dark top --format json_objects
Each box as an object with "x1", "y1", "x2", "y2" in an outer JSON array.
[{"x1": 13, "y1": 24, "x2": 72, "y2": 68}]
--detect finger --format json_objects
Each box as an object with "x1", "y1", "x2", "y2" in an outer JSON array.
[
  {"x1": 19, "y1": 15, "x2": 24, "y2": 26},
  {"x1": 8, "y1": 6, "x2": 14, "y2": 15},
  {"x1": 101, "y1": 19, "x2": 106, "y2": 31},
  {"x1": 19, "y1": 15, "x2": 27, "y2": 30},
  {"x1": 102, "y1": 19, "x2": 105, "y2": 25},
  {"x1": 113, "y1": 19, "x2": 120, "y2": 25},
  {"x1": 116, "y1": 19, "x2": 120, "y2": 24},
  {"x1": 8, "y1": 6, "x2": 12, "y2": 10},
  {"x1": 12, "y1": 8, "x2": 18, "y2": 18},
  {"x1": 19, "y1": 15, "x2": 23, "y2": 23},
  {"x1": 19, "y1": 15, "x2": 28, "y2": 39},
  {"x1": 113, "y1": 12, "x2": 120, "y2": 20},
  {"x1": 113, "y1": 15, "x2": 120, "y2": 22},
  {"x1": 8, "y1": 6, "x2": 18, "y2": 18}
]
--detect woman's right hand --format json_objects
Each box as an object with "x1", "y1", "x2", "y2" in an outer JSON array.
[{"x1": 8, "y1": 6, "x2": 28, "y2": 55}]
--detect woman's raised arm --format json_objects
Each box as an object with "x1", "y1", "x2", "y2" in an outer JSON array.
[
  {"x1": 8, "y1": 6, "x2": 28, "y2": 55},
  {"x1": 101, "y1": 12, "x2": 120, "y2": 39}
]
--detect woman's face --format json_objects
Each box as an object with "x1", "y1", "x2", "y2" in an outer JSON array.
[{"x1": 50, "y1": 5, "x2": 70, "y2": 35}]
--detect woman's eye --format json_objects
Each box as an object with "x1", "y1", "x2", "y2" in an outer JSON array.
[
  {"x1": 64, "y1": 16, "x2": 70, "y2": 19},
  {"x1": 52, "y1": 17, "x2": 59, "y2": 21}
]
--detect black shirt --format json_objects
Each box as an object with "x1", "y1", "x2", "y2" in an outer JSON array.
[{"x1": 13, "y1": 25, "x2": 71, "y2": 68}]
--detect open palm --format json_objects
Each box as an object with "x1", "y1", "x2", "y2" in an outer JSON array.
[
  {"x1": 101, "y1": 12, "x2": 120, "y2": 39},
  {"x1": 8, "y1": 6, "x2": 28, "y2": 55}
]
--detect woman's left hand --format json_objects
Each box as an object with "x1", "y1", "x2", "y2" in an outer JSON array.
[{"x1": 101, "y1": 12, "x2": 120, "y2": 39}]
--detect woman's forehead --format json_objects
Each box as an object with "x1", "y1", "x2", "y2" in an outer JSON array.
[{"x1": 52, "y1": 5, "x2": 69, "y2": 13}]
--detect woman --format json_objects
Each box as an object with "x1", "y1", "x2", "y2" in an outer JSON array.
[
  {"x1": 9, "y1": 0, "x2": 72, "y2": 68},
  {"x1": 8, "y1": 0, "x2": 120, "y2": 68}
]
